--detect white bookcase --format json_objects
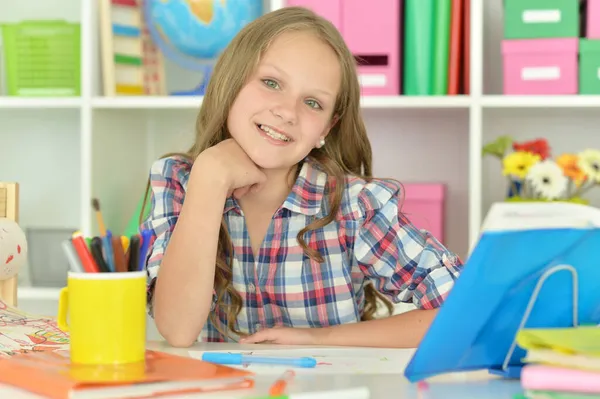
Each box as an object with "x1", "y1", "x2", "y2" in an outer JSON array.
[{"x1": 3, "y1": 0, "x2": 600, "y2": 324}]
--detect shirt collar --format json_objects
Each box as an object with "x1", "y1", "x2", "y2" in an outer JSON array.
[
  {"x1": 282, "y1": 159, "x2": 327, "y2": 216},
  {"x1": 222, "y1": 158, "x2": 327, "y2": 217}
]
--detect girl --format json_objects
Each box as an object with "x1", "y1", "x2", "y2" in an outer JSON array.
[{"x1": 141, "y1": 6, "x2": 463, "y2": 348}]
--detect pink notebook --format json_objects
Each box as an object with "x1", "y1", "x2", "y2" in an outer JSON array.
[{"x1": 522, "y1": 365, "x2": 600, "y2": 394}]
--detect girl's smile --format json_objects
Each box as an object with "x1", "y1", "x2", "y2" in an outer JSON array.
[{"x1": 256, "y1": 123, "x2": 294, "y2": 145}]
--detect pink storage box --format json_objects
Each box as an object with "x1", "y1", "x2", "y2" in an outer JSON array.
[
  {"x1": 285, "y1": 0, "x2": 401, "y2": 95},
  {"x1": 589, "y1": 0, "x2": 600, "y2": 38},
  {"x1": 342, "y1": 0, "x2": 401, "y2": 95},
  {"x1": 501, "y1": 38, "x2": 578, "y2": 95},
  {"x1": 401, "y1": 184, "x2": 446, "y2": 243},
  {"x1": 285, "y1": 0, "x2": 342, "y2": 31}
]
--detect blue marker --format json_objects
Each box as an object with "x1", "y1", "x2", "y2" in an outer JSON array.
[
  {"x1": 104, "y1": 230, "x2": 116, "y2": 272},
  {"x1": 138, "y1": 229, "x2": 152, "y2": 271},
  {"x1": 202, "y1": 352, "x2": 317, "y2": 368}
]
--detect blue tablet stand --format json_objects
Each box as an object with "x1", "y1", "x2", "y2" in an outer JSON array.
[{"x1": 487, "y1": 264, "x2": 579, "y2": 379}]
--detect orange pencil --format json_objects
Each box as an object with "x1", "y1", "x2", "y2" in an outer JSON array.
[
  {"x1": 112, "y1": 235, "x2": 128, "y2": 272},
  {"x1": 268, "y1": 370, "x2": 295, "y2": 396}
]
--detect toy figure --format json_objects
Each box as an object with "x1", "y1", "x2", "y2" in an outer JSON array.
[{"x1": 0, "y1": 218, "x2": 27, "y2": 306}]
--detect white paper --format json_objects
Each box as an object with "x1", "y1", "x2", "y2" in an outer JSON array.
[
  {"x1": 0, "y1": 386, "x2": 43, "y2": 399},
  {"x1": 189, "y1": 347, "x2": 415, "y2": 375},
  {"x1": 0, "y1": 300, "x2": 69, "y2": 358},
  {"x1": 522, "y1": 9, "x2": 561, "y2": 23},
  {"x1": 480, "y1": 202, "x2": 600, "y2": 233},
  {"x1": 212, "y1": 387, "x2": 371, "y2": 399}
]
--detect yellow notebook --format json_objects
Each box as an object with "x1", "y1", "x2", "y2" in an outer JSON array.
[
  {"x1": 517, "y1": 327, "x2": 600, "y2": 372},
  {"x1": 517, "y1": 327, "x2": 600, "y2": 356}
]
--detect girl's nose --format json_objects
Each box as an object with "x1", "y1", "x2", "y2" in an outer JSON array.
[{"x1": 270, "y1": 101, "x2": 297, "y2": 125}]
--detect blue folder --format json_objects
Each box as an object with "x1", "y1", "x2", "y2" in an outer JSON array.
[{"x1": 403, "y1": 202, "x2": 600, "y2": 382}]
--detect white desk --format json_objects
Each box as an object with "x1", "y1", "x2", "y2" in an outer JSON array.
[
  {"x1": 148, "y1": 341, "x2": 525, "y2": 399},
  {"x1": 0, "y1": 342, "x2": 524, "y2": 398}
]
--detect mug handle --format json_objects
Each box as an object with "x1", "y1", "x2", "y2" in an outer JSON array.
[{"x1": 57, "y1": 287, "x2": 69, "y2": 332}]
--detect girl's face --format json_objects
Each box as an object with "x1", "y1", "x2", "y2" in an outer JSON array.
[{"x1": 227, "y1": 30, "x2": 341, "y2": 171}]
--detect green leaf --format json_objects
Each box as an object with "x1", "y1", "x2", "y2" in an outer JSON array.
[{"x1": 482, "y1": 135, "x2": 514, "y2": 158}]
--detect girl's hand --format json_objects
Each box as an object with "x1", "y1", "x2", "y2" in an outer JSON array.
[
  {"x1": 239, "y1": 326, "x2": 326, "y2": 346},
  {"x1": 193, "y1": 139, "x2": 267, "y2": 198}
]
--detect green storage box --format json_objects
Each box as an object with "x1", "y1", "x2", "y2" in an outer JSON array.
[
  {"x1": 1, "y1": 20, "x2": 81, "y2": 96},
  {"x1": 504, "y1": 0, "x2": 579, "y2": 39},
  {"x1": 579, "y1": 39, "x2": 600, "y2": 95}
]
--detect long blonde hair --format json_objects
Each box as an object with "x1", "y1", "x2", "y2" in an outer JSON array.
[{"x1": 142, "y1": 6, "x2": 393, "y2": 339}]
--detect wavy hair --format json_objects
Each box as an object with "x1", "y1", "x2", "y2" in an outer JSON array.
[{"x1": 142, "y1": 6, "x2": 394, "y2": 340}]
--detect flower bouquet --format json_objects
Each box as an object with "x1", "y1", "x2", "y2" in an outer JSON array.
[{"x1": 482, "y1": 136, "x2": 600, "y2": 204}]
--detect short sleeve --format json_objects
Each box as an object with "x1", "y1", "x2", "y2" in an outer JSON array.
[
  {"x1": 140, "y1": 155, "x2": 191, "y2": 317},
  {"x1": 354, "y1": 181, "x2": 463, "y2": 309}
]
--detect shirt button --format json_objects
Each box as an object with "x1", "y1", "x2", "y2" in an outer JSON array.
[{"x1": 248, "y1": 283, "x2": 256, "y2": 293}]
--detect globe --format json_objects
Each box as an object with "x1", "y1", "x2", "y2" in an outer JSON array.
[{"x1": 145, "y1": 0, "x2": 263, "y2": 68}]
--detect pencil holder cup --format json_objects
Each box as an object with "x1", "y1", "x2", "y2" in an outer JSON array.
[{"x1": 57, "y1": 271, "x2": 147, "y2": 365}]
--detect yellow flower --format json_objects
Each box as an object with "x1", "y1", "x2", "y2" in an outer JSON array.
[
  {"x1": 557, "y1": 154, "x2": 586, "y2": 186},
  {"x1": 502, "y1": 151, "x2": 540, "y2": 179},
  {"x1": 577, "y1": 149, "x2": 600, "y2": 183}
]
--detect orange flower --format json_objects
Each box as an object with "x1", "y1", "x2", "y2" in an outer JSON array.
[{"x1": 557, "y1": 154, "x2": 586, "y2": 186}]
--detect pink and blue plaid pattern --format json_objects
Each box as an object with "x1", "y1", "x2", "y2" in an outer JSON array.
[{"x1": 142, "y1": 155, "x2": 463, "y2": 342}]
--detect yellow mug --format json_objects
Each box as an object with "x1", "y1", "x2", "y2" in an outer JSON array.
[{"x1": 57, "y1": 271, "x2": 147, "y2": 365}]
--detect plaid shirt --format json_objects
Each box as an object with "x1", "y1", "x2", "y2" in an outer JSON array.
[{"x1": 143, "y1": 155, "x2": 463, "y2": 342}]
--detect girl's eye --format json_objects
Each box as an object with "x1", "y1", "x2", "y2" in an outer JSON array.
[
  {"x1": 263, "y1": 79, "x2": 279, "y2": 89},
  {"x1": 305, "y1": 99, "x2": 322, "y2": 110}
]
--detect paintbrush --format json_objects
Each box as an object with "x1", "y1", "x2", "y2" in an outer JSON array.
[{"x1": 91, "y1": 198, "x2": 107, "y2": 236}]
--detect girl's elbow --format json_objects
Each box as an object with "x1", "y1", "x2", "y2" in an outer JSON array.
[
  {"x1": 153, "y1": 310, "x2": 206, "y2": 348},
  {"x1": 163, "y1": 331, "x2": 198, "y2": 348},
  {"x1": 156, "y1": 319, "x2": 202, "y2": 348}
]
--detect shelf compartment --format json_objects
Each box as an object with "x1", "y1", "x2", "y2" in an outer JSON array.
[{"x1": 91, "y1": 95, "x2": 472, "y2": 109}]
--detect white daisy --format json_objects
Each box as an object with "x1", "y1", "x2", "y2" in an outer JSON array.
[
  {"x1": 525, "y1": 160, "x2": 568, "y2": 200},
  {"x1": 577, "y1": 149, "x2": 600, "y2": 183}
]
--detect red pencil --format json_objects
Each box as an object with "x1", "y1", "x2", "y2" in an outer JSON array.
[
  {"x1": 71, "y1": 231, "x2": 100, "y2": 273},
  {"x1": 111, "y1": 0, "x2": 137, "y2": 7}
]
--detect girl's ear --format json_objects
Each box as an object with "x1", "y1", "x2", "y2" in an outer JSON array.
[
  {"x1": 330, "y1": 114, "x2": 339, "y2": 128},
  {"x1": 317, "y1": 115, "x2": 339, "y2": 149},
  {"x1": 321, "y1": 114, "x2": 339, "y2": 140}
]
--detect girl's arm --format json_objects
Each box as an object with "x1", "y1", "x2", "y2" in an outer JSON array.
[
  {"x1": 152, "y1": 163, "x2": 228, "y2": 347},
  {"x1": 241, "y1": 308, "x2": 438, "y2": 348},
  {"x1": 146, "y1": 140, "x2": 266, "y2": 347},
  {"x1": 315, "y1": 308, "x2": 438, "y2": 348}
]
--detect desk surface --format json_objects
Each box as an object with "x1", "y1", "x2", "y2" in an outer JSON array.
[
  {"x1": 148, "y1": 341, "x2": 524, "y2": 399},
  {"x1": 0, "y1": 342, "x2": 524, "y2": 398}
]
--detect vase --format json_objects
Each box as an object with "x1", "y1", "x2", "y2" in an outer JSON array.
[{"x1": 506, "y1": 180, "x2": 522, "y2": 198}]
